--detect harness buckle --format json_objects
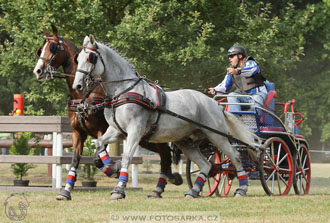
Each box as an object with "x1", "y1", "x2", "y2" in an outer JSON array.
[{"x1": 77, "y1": 101, "x2": 90, "y2": 118}]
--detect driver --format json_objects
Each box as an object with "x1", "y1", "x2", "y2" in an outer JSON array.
[{"x1": 208, "y1": 45, "x2": 268, "y2": 113}]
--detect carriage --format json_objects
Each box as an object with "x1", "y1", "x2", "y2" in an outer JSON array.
[
  {"x1": 186, "y1": 82, "x2": 311, "y2": 196},
  {"x1": 69, "y1": 34, "x2": 312, "y2": 199}
]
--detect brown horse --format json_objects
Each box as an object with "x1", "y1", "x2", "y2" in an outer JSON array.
[{"x1": 33, "y1": 25, "x2": 182, "y2": 200}]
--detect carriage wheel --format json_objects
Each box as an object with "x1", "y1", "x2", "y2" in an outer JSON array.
[
  {"x1": 293, "y1": 143, "x2": 311, "y2": 195},
  {"x1": 217, "y1": 153, "x2": 235, "y2": 197},
  {"x1": 186, "y1": 150, "x2": 221, "y2": 196},
  {"x1": 259, "y1": 137, "x2": 294, "y2": 196}
]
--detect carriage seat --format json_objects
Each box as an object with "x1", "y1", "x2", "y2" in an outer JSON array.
[
  {"x1": 260, "y1": 81, "x2": 280, "y2": 127},
  {"x1": 263, "y1": 80, "x2": 276, "y2": 111}
]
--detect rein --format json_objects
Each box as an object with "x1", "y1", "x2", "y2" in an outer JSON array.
[
  {"x1": 49, "y1": 71, "x2": 74, "y2": 79},
  {"x1": 74, "y1": 43, "x2": 254, "y2": 147}
]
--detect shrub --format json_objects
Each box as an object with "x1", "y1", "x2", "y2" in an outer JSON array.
[
  {"x1": 10, "y1": 132, "x2": 42, "y2": 180},
  {"x1": 80, "y1": 136, "x2": 97, "y2": 181}
]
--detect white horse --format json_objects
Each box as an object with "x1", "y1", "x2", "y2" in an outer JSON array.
[{"x1": 73, "y1": 35, "x2": 255, "y2": 199}]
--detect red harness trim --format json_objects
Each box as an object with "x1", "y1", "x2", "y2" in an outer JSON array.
[
  {"x1": 67, "y1": 96, "x2": 105, "y2": 112},
  {"x1": 105, "y1": 92, "x2": 157, "y2": 110}
]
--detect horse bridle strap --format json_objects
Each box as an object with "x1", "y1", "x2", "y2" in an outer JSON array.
[
  {"x1": 76, "y1": 44, "x2": 106, "y2": 88},
  {"x1": 39, "y1": 36, "x2": 64, "y2": 65}
]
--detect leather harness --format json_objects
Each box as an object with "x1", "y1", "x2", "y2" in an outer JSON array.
[
  {"x1": 67, "y1": 83, "x2": 166, "y2": 141},
  {"x1": 67, "y1": 96, "x2": 105, "y2": 138}
]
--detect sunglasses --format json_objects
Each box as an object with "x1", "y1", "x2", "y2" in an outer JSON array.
[{"x1": 228, "y1": 55, "x2": 236, "y2": 59}]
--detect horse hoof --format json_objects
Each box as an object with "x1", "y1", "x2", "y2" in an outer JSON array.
[
  {"x1": 234, "y1": 188, "x2": 247, "y2": 197},
  {"x1": 111, "y1": 186, "x2": 126, "y2": 200},
  {"x1": 56, "y1": 195, "x2": 69, "y2": 200},
  {"x1": 147, "y1": 191, "x2": 162, "y2": 198},
  {"x1": 168, "y1": 173, "x2": 183, "y2": 186},
  {"x1": 110, "y1": 192, "x2": 125, "y2": 200},
  {"x1": 184, "y1": 194, "x2": 196, "y2": 199},
  {"x1": 56, "y1": 190, "x2": 71, "y2": 201},
  {"x1": 93, "y1": 157, "x2": 104, "y2": 169},
  {"x1": 184, "y1": 189, "x2": 199, "y2": 198}
]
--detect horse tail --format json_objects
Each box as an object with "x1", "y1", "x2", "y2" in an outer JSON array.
[{"x1": 223, "y1": 111, "x2": 255, "y2": 147}]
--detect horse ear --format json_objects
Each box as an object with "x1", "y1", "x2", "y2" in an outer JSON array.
[
  {"x1": 89, "y1": 34, "x2": 95, "y2": 45},
  {"x1": 51, "y1": 24, "x2": 58, "y2": 36},
  {"x1": 83, "y1": 36, "x2": 90, "y2": 46},
  {"x1": 43, "y1": 30, "x2": 50, "y2": 37}
]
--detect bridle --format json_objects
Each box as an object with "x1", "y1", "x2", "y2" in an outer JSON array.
[
  {"x1": 75, "y1": 43, "x2": 106, "y2": 89},
  {"x1": 36, "y1": 36, "x2": 64, "y2": 79},
  {"x1": 75, "y1": 43, "x2": 142, "y2": 96}
]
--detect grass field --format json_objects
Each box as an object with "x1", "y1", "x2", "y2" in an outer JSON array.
[{"x1": 0, "y1": 163, "x2": 330, "y2": 223}]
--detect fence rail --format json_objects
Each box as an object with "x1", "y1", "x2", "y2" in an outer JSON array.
[{"x1": 0, "y1": 155, "x2": 142, "y2": 164}]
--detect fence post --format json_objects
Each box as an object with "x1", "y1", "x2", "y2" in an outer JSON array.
[
  {"x1": 52, "y1": 132, "x2": 57, "y2": 188},
  {"x1": 109, "y1": 142, "x2": 120, "y2": 156},
  {"x1": 56, "y1": 133, "x2": 63, "y2": 189},
  {"x1": 123, "y1": 140, "x2": 139, "y2": 187},
  {"x1": 47, "y1": 147, "x2": 52, "y2": 177},
  {"x1": 132, "y1": 147, "x2": 139, "y2": 187}
]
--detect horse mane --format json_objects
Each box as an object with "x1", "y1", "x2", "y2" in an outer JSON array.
[
  {"x1": 63, "y1": 37, "x2": 80, "y2": 52},
  {"x1": 98, "y1": 41, "x2": 136, "y2": 73}
]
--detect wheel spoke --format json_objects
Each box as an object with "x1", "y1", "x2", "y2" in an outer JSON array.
[
  {"x1": 265, "y1": 151, "x2": 276, "y2": 167},
  {"x1": 276, "y1": 143, "x2": 282, "y2": 164},
  {"x1": 271, "y1": 143, "x2": 276, "y2": 165},
  {"x1": 277, "y1": 172, "x2": 282, "y2": 194},
  {"x1": 277, "y1": 153, "x2": 288, "y2": 166},
  {"x1": 219, "y1": 175, "x2": 227, "y2": 194},
  {"x1": 302, "y1": 170, "x2": 309, "y2": 182},
  {"x1": 266, "y1": 169, "x2": 276, "y2": 182},
  {"x1": 271, "y1": 173, "x2": 275, "y2": 193},
  {"x1": 278, "y1": 167, "x2": 291, "y2": 173},
  {"x1": 302, "y1": 155, "x2": 307, "y2": 168},
  {"x1": 301, "y1": 177, "x2": 306, "y2": 192},
  {"x1": 278, "y1": 174, "x2": 289, "y2": 187},
  {"x1": 207, "y1": 178, "x2": 211, "y2": 191}
]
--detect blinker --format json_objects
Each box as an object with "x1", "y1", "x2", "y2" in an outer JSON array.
[
  {"x1": 49, "y1": 42, "x2": 58, "y2": 54},
  {"x1": 73, "y1": 53, "x2": 79, "y2": 65},
  {"x1": 88, "y1": 52, "x2": 98, "y2": 65},
  {"x1": 36, "y1": 47, "x2": 42, "y2": 58}
]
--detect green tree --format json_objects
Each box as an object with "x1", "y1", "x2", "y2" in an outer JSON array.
[
  {"x1": 1, "y1": 0, "x2": 329, "y2": 148},
  {"x1": 0, "y1": 0, "x2": 134, "y2": 115}
]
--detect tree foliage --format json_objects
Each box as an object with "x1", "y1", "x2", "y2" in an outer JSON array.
[{"x1": 0, "y1": 0, "x2": 329, "y2": 146}]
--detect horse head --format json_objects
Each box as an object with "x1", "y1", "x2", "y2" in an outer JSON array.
[
  {"x1": 33, "y1": 25, "x2": 66, "y2": 80},
  {"x1": 72, "y1": 35, "x2": 105, "y2": 93}
]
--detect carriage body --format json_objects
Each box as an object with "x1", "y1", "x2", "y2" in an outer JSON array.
[{"x1": 186, "y1": 84, "x2": 311, "y2": 196}]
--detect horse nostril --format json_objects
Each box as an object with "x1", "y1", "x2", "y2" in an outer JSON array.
[
  {"x1": 36, "y1": 69, "x2": 42, "y2": 74},
  {"x1": 76, "y1": 84, "x2": 82, "y2": 91}
]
